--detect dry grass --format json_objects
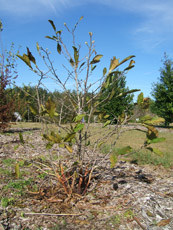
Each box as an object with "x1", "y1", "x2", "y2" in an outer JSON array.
[{"x1": 10, "y1": 122, "x2": 173, "y2": 168}]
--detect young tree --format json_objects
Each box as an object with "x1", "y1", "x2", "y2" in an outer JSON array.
[
  {"x1": 0, "y1": 20, "x2": 18, "y2": 130},
  {"x1": 17, "y1": 17, "x2": 165, "y2": 196},
  {"x1": 151, "y1": 55, "x2": 173, "y2": 125}
]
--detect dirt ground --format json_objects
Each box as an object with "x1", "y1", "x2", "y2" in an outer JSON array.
[{"x1": 0, "y1": 128, "x2": 173, "y2": 230}]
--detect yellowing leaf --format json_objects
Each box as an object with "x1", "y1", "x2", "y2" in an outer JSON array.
[
  {"x1": 65, "y1": 145, "x2": 73, "y2": 153},
  {"x1": 15, "y1": 163, "x2": 20, "y2": 179},
  {"x1": 109, "y1": 57, "x2": 119, "y2": 72},
  {"x1": 147, "y1": 126, "x2": 158, "y2": 140},
  {"x1": 45, "y1": 97, "x2": 56, "y2": 118},
  {"x1": 110, "y1": 153, "x2": 118, "y2": 168},
  {"x1": 17, "y1": 54, "x2": 32, "y2": 68},
  {"x1": 119, "y1": 55, "x2": 135, "y2": 65},
  {"x1": 90, "y1": 54, "x2": 103, "y2": 64},
  {"x1": 157, "y1": 219, "x2": 171, "y2": 227}
]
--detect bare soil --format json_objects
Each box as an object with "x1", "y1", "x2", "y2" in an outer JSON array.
[{"x1": 0, "y1": 128, "x2": 173, "y2": 230}]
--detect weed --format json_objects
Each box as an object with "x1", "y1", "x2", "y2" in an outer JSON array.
[
  {"x1": 1, "y1": 197, "x2": 15, "y2": 207},
  {"x1": 2, "y1": 158, "x2": 16, "y2": 166}
]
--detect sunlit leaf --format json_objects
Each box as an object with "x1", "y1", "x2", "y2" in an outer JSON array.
[
  {"x1": 48, "y1": 19, "x2": 56, "y2": 31},
  {"x1": 74, "y1": 123, "x2": 84, "y2": 132},
  {"x1": 137, "y1": 92, "x2": 144, "y2": 106},
  {"x1": 147, "y1": 126, "x2": 158, "y2": 140},
  {"x1": 36, "y1": 42, "x2": 40, "y2": 52},
  {"x1": 27, "y1": 47, "x2": 36, "y2": 64},
  {"x1": 103, "y1": 67, "x2": 107, "y2": 76},
  {"x1": 147, "y1": 137, "x2": 166, "y2": 144},
  {"x1": 15, "y1": 163, "x2": 20, "y2": 179},
  {"x1": 90, "y1": 54, "x2": 103, "y2": 64},
  {"x1": 64, "y1": 132, "x2": 76, "y2": 142},
  {"x1": 17, "y1": 54, "x2": 32, "y2": 68},
  {"x1": 145, "y1": 117, "x2": 165, "y2": 125},
  {"x1": 73, "y1": 46, "x2": 79, "y2": 66},
  {"x1": 74, "y1": 114, "x2": 85, "y2": 122},
  {"x1": 147, "y1": 147, "x2": 163, "y2": 156},
  {"x1": 45, "y1": 97, "x2": 56, "y2": 118},
  {"x1": 110, "y1": 153, "x2": 118, "y2": 168},
  {"x1": 109, "y1": 56, "x2": 119, "y2": 72},
  {"x1": 124, "y1": 65, "x2": 135, "y2": 71},
  {"x1": 104, "y1": 114, "x2": 110, "y2": 119},
  {"x1": 119, "y1": 55, "x2": 135, "y2": 65},
  {"x1": 80, "y1": 16, "x2": 84, "y2": 21},
  {"x1": 103, "y1": 120, "x2": 111, "y2": 127},
  {"x1": 65, "y1": 145, "x2": 73, "y2": 153}
]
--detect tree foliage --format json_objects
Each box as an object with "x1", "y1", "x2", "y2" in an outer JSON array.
[
  {"x1": 0, "y1": 20, "x2": 18, "y2": 130},
  {"x1": 152, "y1": 55, "x2": 173, "y2": 125},
  {"x1": 97, "y1": 72, "x2": 134, "y2": 122}
]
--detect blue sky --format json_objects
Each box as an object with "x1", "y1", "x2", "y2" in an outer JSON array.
[{"x1": 1, "y1": 0, "x2": 173, "y2": 100}]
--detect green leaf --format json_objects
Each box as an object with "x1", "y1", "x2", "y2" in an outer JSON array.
[
  {"x1": 80, "y1": 16, "x2": 84, "y2": 21},
  {"x1": 117, "y1": 89, "x2": 140, "y2": 97},
  {"x1": 124, "y1": 65, "x2": 135, "y2": 71},
  {"x1": 90, "y1": 54, "x2": 103, "y2": 64},
  {"x1": 27, "y1": 47, "x2": 36, "y2": 64},
  {"x1": 110, "y1": 153, "x2": 118, "y2": 168},
  {"x1": 46, "y1": 142, "x2": 54, "y2": 149},
  {"x1": 104, "y1": 114, "x2": 110, "y2": 119},
  {"x1": 48, "y1": 20, "x2": 56, "y2": 31},
  {"x1": 17, "y1": 54, "x2": 32, "y2": 68},
  {"x1": 91, "y1": 65, "x2": 97, "y2": 71},
  {"x1": 57, "y1": 43, "x2": 61, "y2": 54},
  {"x1": 117, "y1": 146, "x2": 132, "y2": 155},
  {"x1": 79, "y1": 62, "x2": 85, "y2": 69},
  {"x1": 29, "y1": 105, "x2": 38, "y2": 115},
  {"x1": 147, "y1": 147, "x2": 163, "y2": 156},
  {"x1": 74, "y1": 114, "x2": 85, "y2": 122},
  {"x1": 147, "y1": 137, "x2": 166, "y2": 144},
  {"x1": 137, "y1": 92, "x2": 144, "y2": 106},
  {"x1": 119, "y1": 55, "x2": 135, "y2": 65},
  {"x1": 145, "y1": 117, "x2": 165, "y2": 125},
  {"x1": 103, "y1": 120, "x2": 111, "y2": 127},
  {"x1": 15, "y1": 163, "x2": 20, "y2": 179},
  {"x1": 73, "y1": 46, "x2": 79, "y2": 66},
  {"x1": 45, "y1": 97, "x2": 56, "y2": 118},
  {"x1": 19, "y1": 132, "x2": 24, "y2": 144},
  {"x1": 74, "y1": 123, "x2": 84, "y2": 132},
  {"x1": 70, "y1": 58, "x2": 75, "y2": 67},
  {"x1": 45, "y1": 36, "x2": 55, "y2": 40},
  {"x1": 98, "y1": 141, "x2": 104, "y2": 148},
  {"x1": 103, "y1": 67, "x2": 107, "y2": 76},
  {"x1": 36, "y1": 42, "x2": 40, "y2": 52},
  {"x1": 140, "y1": 115, "x2": 152, "y2": 123},
  {"x1": 64, "y1": 133, "x2": 76, "y2": 142}
]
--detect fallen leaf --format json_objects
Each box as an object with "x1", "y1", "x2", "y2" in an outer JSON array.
[{"x1": 157, "y1": 219, "x2": 171, "y2": 226}]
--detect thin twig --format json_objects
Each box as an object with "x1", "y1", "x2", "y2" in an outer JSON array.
[
  {"x1": 24, "y1": 212, "x2": 82, "y2": 216},
  {"x1": 133, "y1": 216, "x2": 146, "y2": 230}
]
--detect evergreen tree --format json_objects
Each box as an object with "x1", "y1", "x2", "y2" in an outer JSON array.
[
  {"x1": 98, "y1": 73, "x2": 134, "y2": 122},
  {"x1": 151, "y1": 55, "x2": 173, "y2": 125}
]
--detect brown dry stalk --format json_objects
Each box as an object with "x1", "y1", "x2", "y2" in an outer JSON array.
[
  {"x1": 24, "y1": 212, "x2": 82, "y2": 216},
  {"x1": 133, "y1": 216, "x2": 146, "y2": 230}
]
